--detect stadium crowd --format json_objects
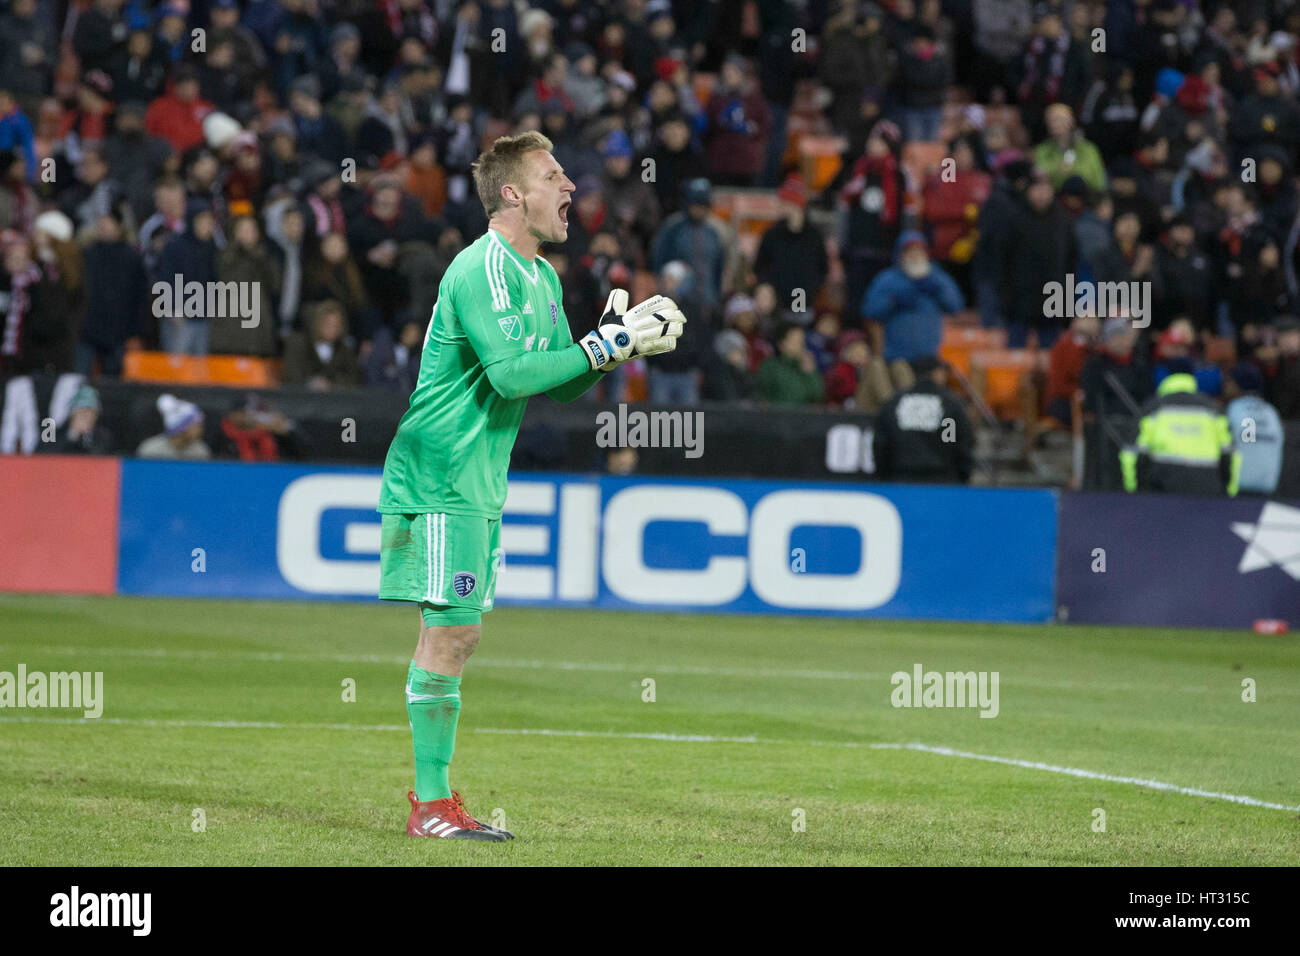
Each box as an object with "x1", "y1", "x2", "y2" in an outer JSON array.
[{"x1": 0, "y1": 0, "x2": 1299, "y2": 470}]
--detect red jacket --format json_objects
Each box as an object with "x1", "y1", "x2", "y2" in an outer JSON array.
[
  {"x1": 1045, "y1": 333, "x2": 1092, "y2": 405},
  {"x1": 922, "y1": 169, "x2": 991, "y2": 260},
  {"x1": 145, "y1": 94, "x2": 214, "y2": 154},
  {"x1": 705, "y1": 87, "x2": 771, "y2": 178}
]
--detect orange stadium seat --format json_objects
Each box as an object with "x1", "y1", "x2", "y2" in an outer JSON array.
[
  {"x1": 938, "y1": 321, "x2": 1006, "y2": 378},
  {"x1": 123, "y1": 351, "x2": 282, "y2": 387},
  {"x1": 969, "y1": 349, "x2": 1039, "y2": 420}
]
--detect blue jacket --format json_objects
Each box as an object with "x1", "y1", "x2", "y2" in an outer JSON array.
[
  {"x1": 0, "y1": 108, "x2": 37, "y2": 183},
  {"x1": 1226, "y1": 395, "x2": 1284, "y2": 495},
  {"x1": 862, "y1": 232, "x2": 964, "y2": 361}
]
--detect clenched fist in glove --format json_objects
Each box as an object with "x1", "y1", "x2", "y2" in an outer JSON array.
[{"x1": 578, "y1": 289, "x2": 687, "y2": 371}]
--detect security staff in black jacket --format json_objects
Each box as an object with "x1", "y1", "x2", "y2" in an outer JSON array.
[{"x1": 873, "y1": 355, "x2": 974, "y2": 483}]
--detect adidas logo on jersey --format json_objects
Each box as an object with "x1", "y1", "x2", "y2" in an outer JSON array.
[{"x1": 522, "y1": 302, "x2": 534, "y2": 314}]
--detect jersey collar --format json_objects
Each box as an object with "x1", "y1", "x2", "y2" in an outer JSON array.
[{"x1": 488, "y1": 228, "x2": 539, "y2": 285}]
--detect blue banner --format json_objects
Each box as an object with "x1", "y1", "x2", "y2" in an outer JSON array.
[
  {"x1": 1057, "y1": 492, "x2": 1300, "y2": 628},
  {"x1": 117, "y1": 461, "x2": 1058, "y2": 621}
]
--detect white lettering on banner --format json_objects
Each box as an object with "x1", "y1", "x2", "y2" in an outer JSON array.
[
  {"x1": 602, "y1": 486, "x2": 749, "y2": 605},
  {"x1": 749, "y1": 491, "x2": 901, "y2": 609},
  {"x1": 273, "y1": 476, "x2": 906, "y2": 610},
  {"x1": 277, "y1": 475, "x2": 382, "y2": 593},
  {"x1": 498, "y1": 481, "x2": 555, "y2": 599}
]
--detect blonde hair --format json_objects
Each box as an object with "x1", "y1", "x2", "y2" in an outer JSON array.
[{"x1": 471, "y1": 131, "x2": 554, "y2": 216}]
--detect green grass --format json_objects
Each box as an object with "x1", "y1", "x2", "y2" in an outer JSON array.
[{"x1": 0, "y1": 594, "x2": 1297, "y2": 865}]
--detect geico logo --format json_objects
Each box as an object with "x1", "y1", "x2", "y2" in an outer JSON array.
[
  {"x1": 275, "y1": 476, "x2": 903, "y2": 610},
  {"x1": 277, "y1": 474, "x2": 384, "y2": 594},
  {"x1": 601, "y1": 486, "x2": 901, "y2": 610}
]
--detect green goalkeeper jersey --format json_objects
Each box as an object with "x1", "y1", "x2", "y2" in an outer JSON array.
[{"x1": 378, "y1": 228, "x2": 601, "y2": 519}]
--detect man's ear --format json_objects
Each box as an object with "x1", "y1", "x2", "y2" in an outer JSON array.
[{"x1": 501, "y1": 183, "x2": 523, "y2": 208}]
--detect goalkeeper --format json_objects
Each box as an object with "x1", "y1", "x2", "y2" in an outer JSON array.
[{"x1": 376, "y1": 131, "x2": 685, "y2": 841}]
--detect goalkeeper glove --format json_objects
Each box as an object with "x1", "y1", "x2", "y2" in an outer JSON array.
[
  {"x1": 621, "y1": 292, "x2": 686, "y2": 357},
  {"x1": 578, "y1": 289, "x2": 637, "y2": 371}
]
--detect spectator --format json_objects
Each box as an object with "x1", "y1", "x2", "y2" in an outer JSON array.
[
  {"x1": 1005, "y1": 170, "x2": 1076, "y2": 347},
  {"x1": 1042, "y1": 310, "x2": 1098, "y2": 427},
  {"x1": 145, "y1": 65, "x2": 213, "y2": 154},
  {"x1": 304, "y1": 231, "x2": 375, "y2": 346},
  {"x1": 1223, "y1": 362, "x2": 1283, "y2": 495},
  {"x1": 648, "y1": 112, "x2": 705, "y2": 219},
  {"x1": 78, "y1": 211, "x2": 148, "y2": 377},
  {"x1": 0, "y1": 88, "x2": 36, "y2": 181},
  {"x1": 289, "y1": 75, "x2": 347, "y2": 165},
  {"x1": 0, "y1": 230, "x2": 75, "y2": 375},
  {"x1": 896, "y1": 24, "x2": 953, "y2": 142},
  {"x1": 651, "y1": 178, "x2": 730, "y2": 310},
  {"x1": 722, "y1": 293, "x2": 773, "y2": 373},
  {"x1": 111, "y1": 26, "x2": 169, "y2": 105},
  {"x1": 702, "y1": 328, "x2": 758, "y2": 403},
  {"x1": 703, "y1": 55, "x2": 770, "y2": 187},
  {"x1": 404, "y1": 135, "x2": 448, "y2": 220},
  {"x1": 759, "y1": 323, "x2": 824, "y2": 406},
  {"x1": 1011, "y1": 10, "x2": 1089, "y2": 141},
  {"x1": 283, "y1": 300, "x2": 361, "y2": 389},
  {"x1": 824, "y1": 329, "x2": 893, "y2": 412},
  {"x1": 839, "y1": 120, "x2": 906, "y2": 328},
  {"x1": 154, "y1": 201, "x2": 220, "y2": 356},
  {"x1": 0, "y1": 0, "x2": 53, "y2": 118},
  {"x1": 922, "y1": 137, "x2": 991, "y2": 294},
  {"x1": 348, "y1": 176, "x2": 433, "y2": 329},
  {"x1": 220, "y1": 395, "x2": 297, "y2": 462},
  {"x1": 1081, "y1": 61, "x2": 1141, "y2": 164},
  {"x1": 1268, "y1": 316, "x2": 1300, "y2": 419},
  {"x1": 862, "y1": 230, "x2": 964, "y2": 365},
  {"x1": 873, "y1": 355, "x2": 973, "y2": 483},
  {"x1": 42, "y1": 383, "x2": 114, "y2": 455},
  {"x1": 264, "y1": 199, "x2": 307, "y2": 337},
  {"x1": 1033, "y1": 103, "x2": 1106, "y2": 194},
  {"x1": 213, "y1": 215, "x2": 282, "y2": 356},
  {"x1": 1080, "y1": 317, "x2": 1153, "y2": 417},
  {"x1": 820, "y1": 2, "x2": 893, "y2": 136},
  {"x1": 646, "y1": 259, "x2": 706, "y2": 405},
  {"x1": 137, "y1": 394, "x2": 211, "y2": 459},
  {"x1": 1229, "y1": 61, "x2": 1300, "y2": 159},
  {"x1": 365, "y1": 321, "x2": 424, "y2": 393},
  {"x1": 755, "y1": 175, "x2": 828, "y2": 321},
  {"x1": 601, "y1": 130, "x2": 660, "y2": 266},
  {"x1": 102, "y1": 102, "x2": 173, "y2": 225},
  {"x1": 1153, "y1": 213, "x2": 1213, "y2": 331},
  {"x1": 71, "y1": 0, "x2": 127, "y2": 74}
]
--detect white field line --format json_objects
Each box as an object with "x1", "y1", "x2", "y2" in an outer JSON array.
[
  {"x1": 2, "y1": 715, "x2": 1296, "y2": 813},
  {"x1": 0, "y1": 644, "x2": 1280, "y2": 695}
]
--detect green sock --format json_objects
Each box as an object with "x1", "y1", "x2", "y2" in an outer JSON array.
[{"x1": 406, "y1": 662, "x2": 462, "y2": 802}]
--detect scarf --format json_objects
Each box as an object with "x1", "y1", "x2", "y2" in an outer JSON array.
[
  {"x1": 1, "y1": 262, "x2": 41, "y2": 357},
  {"x1": 1018, "y1": 33, "x2": 1069, "y2": 104}
]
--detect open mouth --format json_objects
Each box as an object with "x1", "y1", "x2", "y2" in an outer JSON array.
[{"x1": 558, "y1": 200, "x2": 570, "y2": 226}]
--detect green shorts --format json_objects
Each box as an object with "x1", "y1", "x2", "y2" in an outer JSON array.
[{"x1": 378, "y1": 512, "x2": 501, "y2": 625}]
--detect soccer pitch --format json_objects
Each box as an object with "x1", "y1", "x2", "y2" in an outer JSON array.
[{"x1": 1, "y1": 594, "x2": 1296, "y2": 866}]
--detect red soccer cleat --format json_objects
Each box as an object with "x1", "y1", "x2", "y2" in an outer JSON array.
[
  {"x1": 405, "y1": 791, "x2": 509, "y2": 841},
  {"x1": 452, "y1": 789, "x2": 514, "y2": 839}
]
